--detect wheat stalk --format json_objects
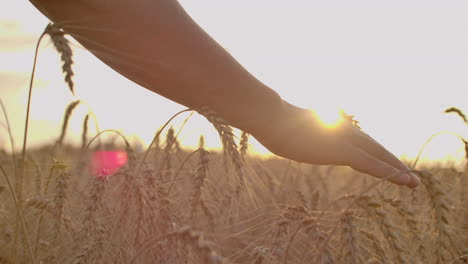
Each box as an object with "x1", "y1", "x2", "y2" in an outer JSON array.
[
  {"x1": 15, "y1": 22, "x2": 50, "y2": 264},
  {"x1": 0, "y1": 164, "x2": 36, "y2": 264}
]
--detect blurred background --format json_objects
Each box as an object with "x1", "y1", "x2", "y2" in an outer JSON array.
[{"x1": 1, "y1": 0, "x2": 468, "y2": 166}]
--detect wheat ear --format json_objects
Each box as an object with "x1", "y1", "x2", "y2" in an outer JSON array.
[
  {"x1": 383, "y1": 197, "x2": 425, "y2": 260},
  {"x1": 190, "y1": 147, "x2": 210, "y2": 216},
  {"x1": 81, "y1": 114, "x2": 89, "y2": 149},
  {"x1": 357, "y1": 195, "x2": 407, "y2": 263},
  {"x1": 173, "y1": 227, "x2": 225, "y2": 264},
  {"x1": 197, "y1": 107, "x2": 245, "y2": 183},
  {"x1": 418, "y1": 170, "x2": 462, "y2": 263},
  {"x1": 340, "y1": 210, "x2": 360, "y2": 264},
  {"x1": 239, "y1": 131, "x2": 249, "y2": 161},
  {"x1": 44, "y1": 23, "x2": 74, "y2": 94},
  {"x1": 445, "y1": 107, "x2": 467, "y2": 123},
  {"x1": 82, "y1": 173, "x2": 107, "y2": 235},
  {"x1": 56, "y1": 100, "x2": 80, "y2": 146},
  {"x1": 51, "y1": 161, "x2": 71, "y2": 238}
]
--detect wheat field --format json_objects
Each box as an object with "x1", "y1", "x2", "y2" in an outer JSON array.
[{"x1": 0, "y1": 23, "x2": 467, "y2": 264}]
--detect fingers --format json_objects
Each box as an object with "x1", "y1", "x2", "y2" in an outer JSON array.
[
  {"x1": 343, "y1": 126, "x2": 420, "y2": 187},
  {"x1": 346, "y1": 127, "x2": 405, "y2": 169},
  {"x1": 339, "y1": 144, "x2": 420, "y2": 188}
]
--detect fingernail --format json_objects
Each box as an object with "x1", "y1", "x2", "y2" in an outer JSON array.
[{"x1": 407, "y1": 173, "x2": 421, "y2": 188}]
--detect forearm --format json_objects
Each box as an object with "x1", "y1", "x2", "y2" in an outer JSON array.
[{"x1": 29, "y1": 0, "x2": 286, "y2": 134}]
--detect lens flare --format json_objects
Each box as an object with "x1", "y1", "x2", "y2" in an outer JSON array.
[{"x1": 91, "y1": 150, "x2": 128, "y2": 177}]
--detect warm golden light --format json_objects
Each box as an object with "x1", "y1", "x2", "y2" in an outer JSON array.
[
  {"x1": 1, "y1": 2, "x2": 468, "y2": 165},
  {"x1": 312, "y1": 106, "x2": 345, "y2": 129}
]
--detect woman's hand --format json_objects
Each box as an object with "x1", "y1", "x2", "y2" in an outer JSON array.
[
  {"x1": 252, "y1": 102, "x2": 420, "y2": 188},
  {"x1": 29, "y1": 0, "x2": 420, "y2": 188}
]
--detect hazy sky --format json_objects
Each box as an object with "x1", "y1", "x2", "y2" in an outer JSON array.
[{"x1": 2, "y1": 1, "x2": 468, "y2": 163}]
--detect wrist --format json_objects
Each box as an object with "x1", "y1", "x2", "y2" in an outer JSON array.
[
  {"x1": 208, "y1": 84, "x2": 287, "y2": 135},
  {"x1": 220, "y1": 85, "x2": 290, "y2": 138}
]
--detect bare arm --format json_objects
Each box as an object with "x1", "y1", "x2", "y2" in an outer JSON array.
[
  {"x1": 29, "y1": 0, "x2": 282, "y2": 134},
  {"x1": 29, "y1": 0, "x2": 420, "y2": 188}
]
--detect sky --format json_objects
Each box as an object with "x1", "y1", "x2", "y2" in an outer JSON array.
[{"x1": 1, "y1": 1, "x2": 468, "y2": 164}]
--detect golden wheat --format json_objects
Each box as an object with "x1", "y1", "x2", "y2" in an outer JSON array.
[{"x1": 1, "y1": 24, "x2": 467, "y2": 264}]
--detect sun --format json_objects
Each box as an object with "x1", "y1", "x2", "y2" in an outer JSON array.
[{"x1": 311, "y1": 106, "x2": 345, "y2": 129}]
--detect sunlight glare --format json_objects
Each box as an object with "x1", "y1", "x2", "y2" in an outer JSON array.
[{"x1": 312, "y1": 106, "x2": 344, "y2": 129}]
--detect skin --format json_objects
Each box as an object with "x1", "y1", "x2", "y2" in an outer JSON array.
[{"x1": 29, "y1": 0, "x2": 420, "y2": 188}]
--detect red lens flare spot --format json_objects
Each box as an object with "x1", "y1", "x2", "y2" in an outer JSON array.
[{"x1": 91, "y1": 151, "x2": 128, "y2": 177}]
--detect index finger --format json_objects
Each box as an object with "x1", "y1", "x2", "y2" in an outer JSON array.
[
  {"x1": 344, "y1": 125, "x2": 421, "y2": 187},
  {"x1": 338, "y1": 144, "x2": 417, "y2": 187}
]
